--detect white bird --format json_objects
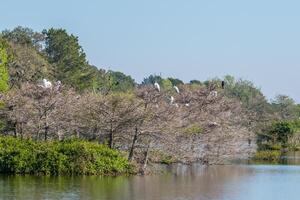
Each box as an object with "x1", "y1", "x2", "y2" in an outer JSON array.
[
  {"x1": 170, "y1": 96, "x2": 175, "y2": 104},
  {"x1": 210, "y1": 91, "x2": 218, "y2": 98},
  {"x1": 40, "y1": 79, "x2": 52, "y2": 89},
  {"x1": 173, "y1": 86, "x2": 180, "y2": 94},
  {"x1": 154, "y1": 82, "x2": 160, "y2": 92},
  {"x1": 185, "y1": 103, "x2": 190, "y2": 107}
]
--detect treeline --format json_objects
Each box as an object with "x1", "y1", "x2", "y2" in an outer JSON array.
[{"x1": 1, "y1": 26, "x2": 300, "y2": 166}]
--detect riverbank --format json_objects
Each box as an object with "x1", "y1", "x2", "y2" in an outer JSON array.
[{"x1": 0, "y1": 136, "x2": 133, "y2": 175}]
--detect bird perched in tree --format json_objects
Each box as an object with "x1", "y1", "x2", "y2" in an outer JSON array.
[
  {"x1": 173, "y1": 86, "x2": 180, "y2": 93},
  {"x1": 221, "y1": 81, "x2": 225, "y2": 89},
  {"x1": 40, "y1": 79, "x2": 52, "y2": 89},
  {"x1": 210, "y1": 91, "x2": 218, "y2": 97},
  {"x1": 170, "y1": 96, "x2": 175, "y2": 104},
  {"x1": 154, "y1": 82, "x2": 160, "y2": 92}
]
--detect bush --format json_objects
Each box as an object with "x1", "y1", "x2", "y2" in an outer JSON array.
[
  {"x1": 252, "y1": 150, "x2": 281, "y2": 161},
  {"x1": 184, "y1": 124, "x2": 203, "y2": 136},
  {"x1": 0, "y1": 136, "x2": 133, "y2": 175},
  {"x1": 258, "y1": 121, "x2": 294, "y2": 146}
]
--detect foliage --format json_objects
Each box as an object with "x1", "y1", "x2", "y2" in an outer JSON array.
[
  {"x1": 252, "y1": 150, "x2": 281, "y2": 161},
  {"x1": 142, "y1": 74, "x2": 180, "y2": 90},
  {"x1": 271, "y1": 95, "x2": 300, "y2": 119},
  {"x1": 161, "y1": 79, "x2": 173, "y2": 90},
  {"x1": 258, "y1": 121, "x2": 294, "y2": 146},
  {"x1": 7, "y1": 42, "x2": 54, "y2": 88},
  {"x1": 184, "y1": 124, "x2": 203, "y2": 136},
  {"x1": 189, "y1": 79, "x2": 202, "y2": 85},
  {"x1": 0, "y1": 39, "x2": 9, "y2": 92},
  {"x1": 1, "y1": 26, "x2": 44, "y2": 50},
  {"x1": 167, "y1": 77, "x2": 183, "y2": 86},
  {"x1": 269, "y1": 121, "x2": 293, "y2": 144},
  {"x1": 106, "y1": 70, "x2": 135, "y2": 92},
  {"x1": 142, "y1": 74, "x2": 163, "y2": 85},
  {"x1": 0, "y1": 136, "x2": 133, "y2": 175},
  {"x1": 44, "y1": 28, "x2": 94, "y2": 91},
  {"x1": 224, "y1": 75, "x2": 266, "y2": 107}
]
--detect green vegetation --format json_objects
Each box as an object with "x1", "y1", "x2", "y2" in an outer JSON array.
[
  {"x1": 0, "y1": 39, "x2": 9, "y2": 92},
  {"x1": 254, "y1": 120, "x2": 300, "y2": 162},
  {"x1": 184, "y1": 124, "x2": 203, "y2": 136},
  {"x1": 3, "y1": 26, "x2": 300, "y2": 168},
  {"x1": 252, "y1": 150, "x2": 281, "y2": 161},
  {"x1": 0, "y1": 136, "x2": 133, "y2": 175}
]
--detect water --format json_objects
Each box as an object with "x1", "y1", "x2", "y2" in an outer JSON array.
[
  {"x1": 0, "y1": 152, "x2": 300, "y2": 200},
  {"x1": 1, "y1": 162, "x2": 300, "y2": 200}
]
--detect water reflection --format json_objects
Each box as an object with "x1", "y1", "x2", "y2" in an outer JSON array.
[{"x1": 1, "y1": 164, "x2": 300, "y2": 200}]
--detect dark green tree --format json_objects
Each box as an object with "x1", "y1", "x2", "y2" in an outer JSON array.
[
  {"x1": 44, "y1": 28, "x2": 92, "y2": 91},
  {"x1": 142, "y1": 74, "x2": 163, "y2": 85},
  {"x1": 167, "y1": 77, "x2": 184, "y2": 86},
  {"x1": 189, "y1": 79, "x2": 202, "y2": 85},
  {"x1": 106, "y1": 70, "x2": 135, "y2": 92},
  {"x1": 261, "y1": 121, "x2": 294, "y2": 145}
]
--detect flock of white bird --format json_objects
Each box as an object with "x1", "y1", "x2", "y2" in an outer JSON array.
[
  {"x1": 38, "y1": 79, "x2": 217, "y2": 108},
  {"x1": 153, "y1": 81, "x2": 218, "y2": 108},
  {"x1": 154, "y1": 82, "x2": 182, "y2": 107}
]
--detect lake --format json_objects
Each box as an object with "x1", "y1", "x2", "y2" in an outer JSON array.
[
  {"x1": 1, "y1": 161, "x2": 300, "y2": 200},
  {"x1": 0, "y1": 152, "x2": 300, "y2": 200}
]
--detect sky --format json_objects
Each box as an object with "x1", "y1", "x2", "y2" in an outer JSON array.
[{"x1": 1, "y1": 0, "x2": 300, "y2": 101}]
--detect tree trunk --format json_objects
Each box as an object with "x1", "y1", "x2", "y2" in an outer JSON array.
[
  {"x1": 44, "y1": 118, "x2": 49, "y2": 141},
  {"x1": 109, "y1": 124, "x2": 114, "y2": 148},
  {"x1": 128, "y1": 126, "x2": 138, "y2": 161},
  {"x1": 143, "y1": 143, "x2": 151, "y2": 169},
  {"x1": 13, "y1": 122, "x2": 17, "y2": 137}
]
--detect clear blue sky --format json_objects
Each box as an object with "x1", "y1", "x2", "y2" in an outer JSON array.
[{"x1": 1, "y1": 0, "x2": 300, "y2": 101}]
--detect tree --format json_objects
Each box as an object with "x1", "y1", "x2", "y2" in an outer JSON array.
[
  {"x1": 271, "y1": 95, "x2": 300, "y2": 120},
  {"x1": 78, "y1": 92, "x2": 141, "y2": 148},
  {"x1": 1, "y1": 83, "x2": 78, "y2": 140},
  {"x1": 44, "y1": 28, "x2": 93, "y2": 91},
  {"x1": 142, "y1": 74, "x2": 163, "y2": 85},
  {"x1": 168, "y1": 77, "x2": 184, "y2": 86},
  {"x1": 189, "y1": 79, "x2": 202, "y2": 85},
  {"x1": 106, "y1": 70, "x2": 135, "y2": 92},
  {"x1": 7, "y1": 42, "x2": 54, "y2": 88},
  {"x1": 0, "y1": 39, "x2": 9, "y2": 92},
  {"x1": 223, "y1": 75, "x2": 271, "y2": 129},
  {"x1": 259, "y1": 121, "x2": 294, "y2": 145},
  {"x1": 128, "y1": 86, "x2": 177, "y2": 166},
  {"x1": 1, "y1": 26, "x2": 45, "y2": 51}
]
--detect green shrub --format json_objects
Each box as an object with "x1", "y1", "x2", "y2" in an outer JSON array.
[
  {"x1": 184, "y1": 124, "x2": 203, "y2": 136},
  {"x1": 252, "y1": 150, "x2": 281, "y2": 161},
  {"x1": 0, "y1": 136, "x2": 133, "y2": 175}
]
